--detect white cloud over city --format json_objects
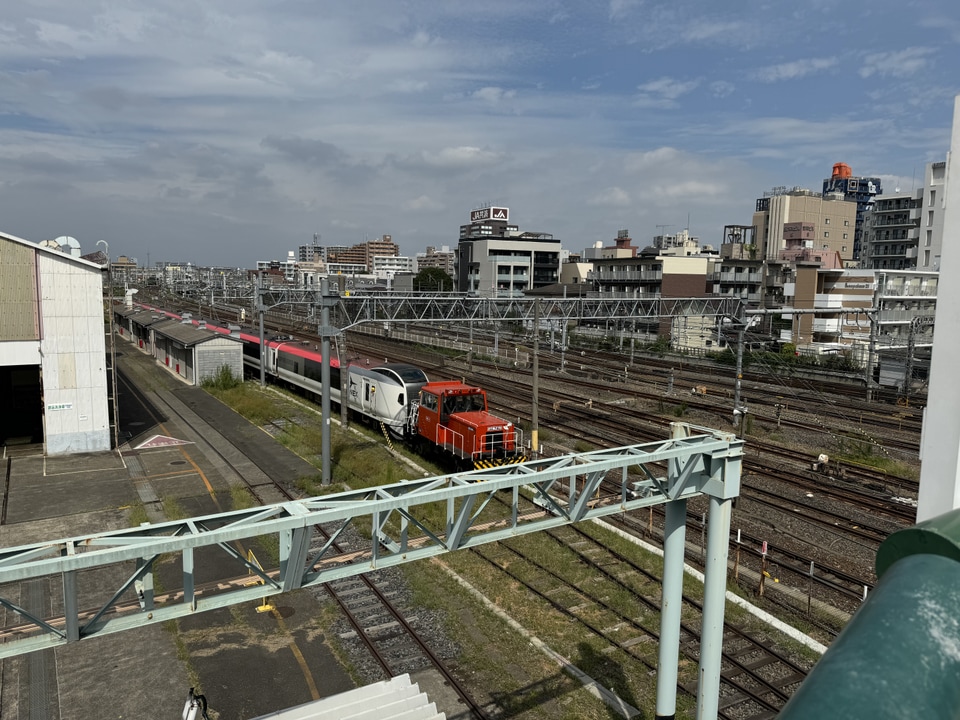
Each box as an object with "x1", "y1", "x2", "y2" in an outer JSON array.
[{"x1": 0, "y1": 1, "x2": 956, "y2": 266}]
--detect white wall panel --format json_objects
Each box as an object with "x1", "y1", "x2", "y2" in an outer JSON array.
[
  {"x1": 37, "y1": 252, "x2": 110, "y2": 454},
  {"x1": 0, "y1": 341, "x2": 40, "y2": 366}
]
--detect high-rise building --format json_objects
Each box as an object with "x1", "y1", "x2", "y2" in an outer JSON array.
[
  {"x1": 861, "y1": 159, "x2": 947, "y2": 271},
  {"x1": 822, "y1": 163, "x2": 881, "y2": 261}
]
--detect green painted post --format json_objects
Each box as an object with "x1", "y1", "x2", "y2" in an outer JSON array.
[{"x1": 779, "y1": 507, "x2": 960, "y2": 719}]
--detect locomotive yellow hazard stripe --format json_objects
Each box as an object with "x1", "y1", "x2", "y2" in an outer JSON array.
[{"x1": 473, "y1": 455, "x2": 527, "y2": 470}]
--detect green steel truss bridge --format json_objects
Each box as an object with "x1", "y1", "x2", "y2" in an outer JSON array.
[
  {"x1": 0, "y1": 424, "x2": 742, "y2": 718},
  {"x1": 0, "y1": 426, "x2": 739, "y2": 657}
]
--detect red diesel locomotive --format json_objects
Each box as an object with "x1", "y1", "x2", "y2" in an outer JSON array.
[{"x1": 415, "y1": 380, "x2": 523, "y2": 468}]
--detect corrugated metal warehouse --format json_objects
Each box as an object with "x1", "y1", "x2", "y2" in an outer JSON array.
[{"x1": 0, "y1": 231, "x2": 111, "y2": 455}]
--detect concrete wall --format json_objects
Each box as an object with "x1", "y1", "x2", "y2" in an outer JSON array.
[{"x1": 37, "y1": 252, "x2": 110, "y2": 455}]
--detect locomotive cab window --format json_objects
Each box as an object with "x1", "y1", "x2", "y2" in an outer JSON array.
[
  {"x1": 443, "y1": 396, "x2": 457, "y2": 415},
  {"x1": 420, "y1": 392, "x2": 438, "y2": 412}
]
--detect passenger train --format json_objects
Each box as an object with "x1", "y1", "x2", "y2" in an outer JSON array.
[{"x1": 137, "y1": 305, "x2": 523, "y2": 468}]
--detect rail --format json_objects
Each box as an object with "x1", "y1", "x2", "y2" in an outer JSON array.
[{"x1": 778, "y1": 506, "x2": 960, "y2": 717}]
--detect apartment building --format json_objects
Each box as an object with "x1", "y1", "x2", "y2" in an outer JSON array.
[
  {"x1": 416, "y1": 245, "x2": 455, "y2": 276},
  {"x1": 753, "y1": 188, "x2": 858, "y2": 265},
  {"x1": 861, "y1": 160, "x2": 946, "y2": 272}
]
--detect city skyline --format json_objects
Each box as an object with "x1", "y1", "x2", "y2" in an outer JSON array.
[{"x1": 1, "y1": 1, "x2": 957, "y2": 267}]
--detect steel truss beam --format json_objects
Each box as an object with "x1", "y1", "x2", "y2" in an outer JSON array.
[
  {"x1": 0, "y1": 424, "x2": 740, "y2": 658},
  {"x1": 331, "y1": 295, "x2": 745, "y2": 330},
  {"x1": 240, "y1": 287, "x2": 745, "y2": 330}
]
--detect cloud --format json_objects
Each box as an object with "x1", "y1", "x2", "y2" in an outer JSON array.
[
  {"x1": 860, "y1": 48, "x2": 934, "y2": 78},
  {"x1": 917, "y1": 15, "x2": 960, "y2": 43},
  {"x1": 388, "y1": 78, "x2": 429, "y2": 93},
  {"x1": 260, "y1": 136, "x2": 349, "y2": 168},
  {"x1": 472, "y1": 86, "x2": 517, "y2": 104},
  {"x1": 681, "y1": 20, "x2": 746, "y2": 43},
  {"x1": 623, "y1": 147, "x2": 683, "y2": 172},
  {"x1": 0, "y1": 1, "x2": 951, "y2": 266},
  {"x1": 394, "y1": 146, "x2": 504, "y2": 172},
  {"x1": 710, "y1": 80, "x2": 735, "y2": 98},
  {"x1": 588, "y1": 187, "x2": 632, "y2": 207},
  {"x1": 634, "y1": 77, "x2": 700, "y2": 108},
  {"x1": 753, "y1": 57, "x2": 838, "y2": 82},
  {"x1": 609, "y1": 0, "x2": 642, "y2": 21},
  {"x1": 650, "y1": 179, "x2": 726, "y2": 202},
  {"x1": 405, "y1": 195, "x2": 444, "y2": 211}
]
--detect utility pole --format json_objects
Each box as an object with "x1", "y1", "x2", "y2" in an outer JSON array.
[
  {"x1": 731, "y1": 292, "x2": 748, "y2": 438},
  {"x1": 733, "y1": 325, "x2": 747, "y2": 438},
  {"x1": 904, "y1": 316, "x2": 934, "y2": 405},
  {"x1": 257, "y1": 272, "x2": 266, "y2": 387},
  {"x1": 865, "y1": 307, "x2": 878, "y2": 402},
  {"x1": 319, "y1": 277, "x2": 339, "y2": 486}
]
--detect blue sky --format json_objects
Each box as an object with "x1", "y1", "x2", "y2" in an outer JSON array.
[{"x1": 1, "y1": 1, "x2": 957, "y2": 267}]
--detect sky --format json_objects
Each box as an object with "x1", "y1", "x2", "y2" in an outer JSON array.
[{"x1": 1, "y1": 1, "x2": 958, "y2": 268}]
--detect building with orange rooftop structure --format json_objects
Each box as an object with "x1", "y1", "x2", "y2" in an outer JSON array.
[{"x1": 822, "y1": 162, "x2": 882, "y2": 262}]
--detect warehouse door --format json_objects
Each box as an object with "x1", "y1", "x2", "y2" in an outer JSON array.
[{"x1": 0, "y1": 366, "x2": 43, "y2": 446}]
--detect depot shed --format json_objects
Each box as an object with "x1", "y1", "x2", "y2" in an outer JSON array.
[
  {"x1": 149, "y1": 319, "x2": 243, "y2": 385},
  {"x1": 0, "y1": 231, "x2": 110, "y2": 455},
  {"x1": 114, "y1": 307, "x2": 167, "y2": 353}
]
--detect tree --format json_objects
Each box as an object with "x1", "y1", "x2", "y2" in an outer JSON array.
[{"x1": 414, "y1": 267, "x2": 453, "y2": 292}]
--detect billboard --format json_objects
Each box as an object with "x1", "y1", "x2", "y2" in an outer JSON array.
[{"x1": 470, "y1": 207, "x2": 509, "y2": 223}]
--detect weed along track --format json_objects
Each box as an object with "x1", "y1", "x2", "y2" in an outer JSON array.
[{"x1": 469, "y1": 522, "x2": 814, "y2": 719}]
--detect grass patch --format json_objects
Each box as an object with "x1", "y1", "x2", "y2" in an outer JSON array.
[
  {"x1": 165, "y1": 619, "x2": 202, "y2": 689},
  {"x1": 205, "y1": 381, "x2": 281, "y2": 426},
  {"x1": 162, "y1": 495, "x2": 189, "y2": 521},
  {"x1": 404, "y1": 557, "x2": 619, "y2": 719},
  {"x1": 230, "y1": 485, "x2": 258, "y2": 510},
  {"x1": 127, "y1": 502, "x2": 149, "y2": 527},
  {"x1": 200, "y1": 365, "x2": 241, "y2": 391},
  {"x1": 199, "y1": 372, "x2": 817, "y2": 718},
  {"x1": 311, "y1": 602, "x2": 369, "y2": 686}
]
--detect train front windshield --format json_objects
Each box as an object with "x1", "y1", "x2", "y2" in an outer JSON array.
[{"x1": 389, "y1": 365, "x2": 429, "y2": 384}]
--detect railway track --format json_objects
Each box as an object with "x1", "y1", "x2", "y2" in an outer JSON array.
[
  {"x1": 472, "y1": 522, "x2": 812, "y2": 719},
  {"x1": 121, "y1": 370, "x2": 491, "y2": 719},
  {"x1": 457, "y1": 369, "x2": 903, "y2": 616},
  {"x1": 140, "y1": 299, "x2": 920, "y2": 651},
  {"x1": 242, "y1": 327, "x2": 905, "y2": 618}
]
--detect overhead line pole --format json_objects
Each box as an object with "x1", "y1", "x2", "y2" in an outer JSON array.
[
  {"x1": 532, "y1": 299, "x2": 540, "y2": 457},
  {"x1": 320, "y1": 277, "x2": 335, "y2": 486},
  {"x1": 257, "y1": 272, "x2": 266, "y2": 388}
]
